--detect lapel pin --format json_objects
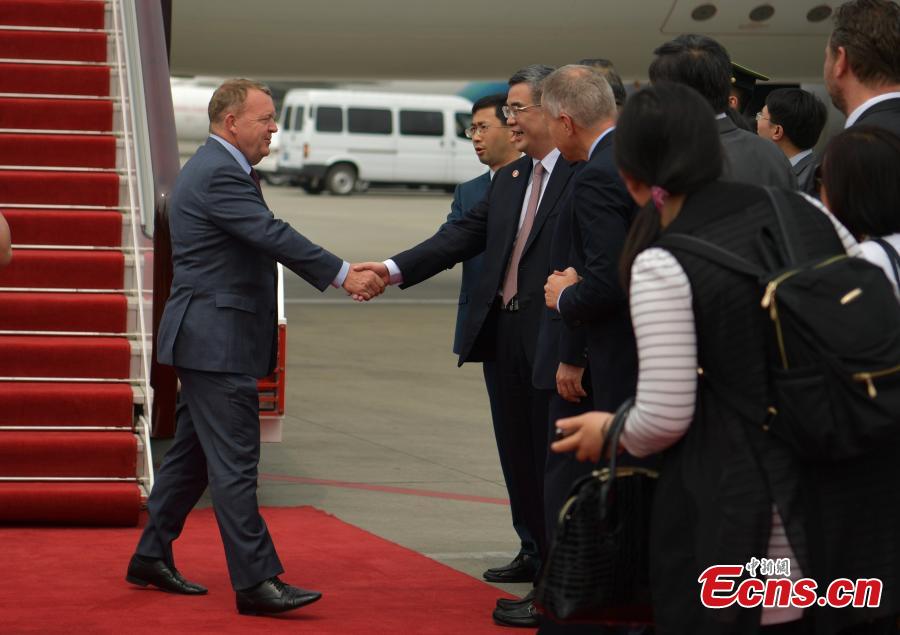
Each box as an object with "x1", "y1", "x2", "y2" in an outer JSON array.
[{"x1": 512, "y1": 170, "x2": 520, "y2": 178}]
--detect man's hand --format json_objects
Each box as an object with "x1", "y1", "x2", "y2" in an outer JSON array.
[
  {"x1": 352, "y1": 262, "x2": 390, "y2": 284},
  {"x1": 551, "y1": 411, "x2": 615, "y2": 462},
  {"x1": 556, "y1": 362, "x2": 588, "y2": 403},
  {"x1": 544, "y1": 267, "x2": 580, "y2": 310},
  {"x1": 343, "y1": 265, "x2": 386, "y2": 302}
]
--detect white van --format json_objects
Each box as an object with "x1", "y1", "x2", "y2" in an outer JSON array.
[{"x1": 276, "y1": 89, "x2": 483, "y2": 195}]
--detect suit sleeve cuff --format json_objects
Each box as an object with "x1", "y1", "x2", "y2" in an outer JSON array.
[{"x1": 556, "y1": 287, "x2": 566, "y2": 313}]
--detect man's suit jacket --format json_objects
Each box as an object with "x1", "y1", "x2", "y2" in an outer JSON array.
[
  {"x1": 853, "y1": 97, "x2": 900, "y2": 136},
  {"x1": 718, "y1": 116, "x2": 797, "y2": 189},
  {"x1": 393, "y1": 154, "x2": 576, "y2": 367},
  {"x1": 157, "y1": 138, "x2": 342, "y2": 378},
  {"x1": 531, "y1": 163, "x2": 587, "y2": 391},
  {"x1": 444, "y1": 171, "x2": 491, "y2": 355},
  {"x1": 556, "y1": 132, "x2": 638, "y2": 410},
  {"x1": 793, "y1": 151, "x2": 818, "y2": 196}
]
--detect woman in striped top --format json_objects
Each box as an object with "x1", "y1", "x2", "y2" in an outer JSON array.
[{"x1": 552, "y1": 83, "x2": 870, "y2": 635}]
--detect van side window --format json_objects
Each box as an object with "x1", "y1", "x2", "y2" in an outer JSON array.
[
  {"x1": 293, "y1": 106, "x2": 304, "y2": 131},
  {"x1": 399, "y1": 110, "x2": 444, "y2": 137},
  {"x1": 281, "y1": 105, "x2": 293, "y2": 131},
  {"x1": 348, "y1": 108, "x2": 392, "y2": 135},
  {"x1": 316, "y1": 106, "x2": 343, "y2": 133},
  {"x1": 454, "y1": 112, "x2": 472, "y2": 140}
]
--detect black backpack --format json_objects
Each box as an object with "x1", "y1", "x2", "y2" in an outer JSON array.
[{"x1": 658, "y1": 187, "x2": 900, "y2": 461}]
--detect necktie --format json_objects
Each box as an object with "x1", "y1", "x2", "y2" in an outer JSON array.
[
  {"x1": 502, "y1": 161, "x2": 545, "y2": 305},
  {"x1": 249, "y1": 167, "x2": 262, "y2": 192}
]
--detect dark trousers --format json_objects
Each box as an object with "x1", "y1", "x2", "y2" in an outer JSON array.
[
  {"x1": 495, "y1": 310, "x2": 550, "y2": 562},
  {"x1": 136, "y1": 368, "x2": 283, "y2": 590},
  {"x1": 484, "y1": 359, "x2": 539, "y2": 558}
]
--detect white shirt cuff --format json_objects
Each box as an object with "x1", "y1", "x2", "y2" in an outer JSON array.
[
  {"x1": 384, "y1": 259, "x2": 403, "y2": 285},
  {"x1": 331, "y1": 261, "x2": 350, "y2": 288}
]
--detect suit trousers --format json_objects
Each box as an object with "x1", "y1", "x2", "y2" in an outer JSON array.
[
  {"x1": 495, "y1": 309, "x2": 549, "y2": 562},
  {"x1": 483, "y1": 359, "x2": 539, "y2": 558},
  {"x1": 136, "y1": 368, "x2": 283, "y2": 590}
]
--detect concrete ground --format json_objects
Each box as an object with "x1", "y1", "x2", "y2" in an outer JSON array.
[{"x1": 149, "y1": 182, "x2": 534, "y2": 600}]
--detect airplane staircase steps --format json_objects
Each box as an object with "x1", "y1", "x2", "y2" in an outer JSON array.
[{"x1": 0, "y1": 0, "x2": 151, "y2": 526}]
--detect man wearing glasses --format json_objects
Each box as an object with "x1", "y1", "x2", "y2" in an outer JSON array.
[{"x1": 354, "y1": 65, "x2": 577, "y2": 626}]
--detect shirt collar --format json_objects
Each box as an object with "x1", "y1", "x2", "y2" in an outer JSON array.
[
  {"x1": 210, "y1": 134, "x2": 252, "y2": 174},
  {"x1": 789, "y1": 148, "x2": 813, "y2": 167},
  {"x1": 533, "y1": 147, "x2": 561, "y2": 176},
  {"x1": 845, "y1": 92, "x2": 900, "y2": 128},
  {"x1": 589, "y1": 126, "x2": 616, "y2": 158}
]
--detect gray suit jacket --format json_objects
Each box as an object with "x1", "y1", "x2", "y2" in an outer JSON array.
[
  {"x1": 444, "y1": 171, "x2": 491, "y2": 355},
  {"x1": 157, "y1": 138, "x2": 342, "y2": 377},
  {"x1": 718, "y1": 116, "x2": 797, "y2": 189}
]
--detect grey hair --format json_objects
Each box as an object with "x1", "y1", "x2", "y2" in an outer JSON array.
[
  {"x1": 508, "y1": 64, "x2": 556, "y2": 102},
  {"x1": 541, "y1": 64, "x2": 617, "y2": 128}
]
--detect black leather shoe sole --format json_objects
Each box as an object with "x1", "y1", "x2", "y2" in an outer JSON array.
[
  {"x1": 236, "y1": 592, "x2": 322, "y2": 616},
  {"x1": 496, "y1": 590, "x2": 535, "y2": 609}
]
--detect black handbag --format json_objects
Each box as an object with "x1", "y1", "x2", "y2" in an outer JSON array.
[{"x1": 535, "y1": 397, "x2": 657, "y2": 624}]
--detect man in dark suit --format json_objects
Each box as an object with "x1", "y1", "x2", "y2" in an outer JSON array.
[
  {"x1": 125, "y1": 79, "x2": 384, "y2": 615},
  {"x1": 446, "y1": 93, "x2": 530, "y2": 579},
  {"x1": 356, "y1": 65, "x2": 576, "y2": 626},
  {"x1": 824, "y1": 0, "x2": 900, "y2": 135},
  {"x1": 648, "y1": 34, "x2": 796, "y2": 189},
  {"x1": 542, "y1": 65, "x2": 637, "y2": 411},
  {"x1": 756, "y1": 88, "x2": 828, "y2": 195}
]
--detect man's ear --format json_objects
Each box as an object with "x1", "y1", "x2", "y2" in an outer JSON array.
[
  {"x1": 728, "y1": 94, "x2": 739, "y2": 110},
  {"x1": 770, "y1": 124, "x2": 785, "y2": 142},
  {"x1": 833, "y1": 45, "x2": 849, "y2": 78}
]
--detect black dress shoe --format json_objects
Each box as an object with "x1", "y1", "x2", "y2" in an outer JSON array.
[
  {"x1": 235, "y1": 576, "x2": 322, "y2": 616},
  {"x1": 126, "y1": 554, "x2": 208, "y2": 595},
  {"x1": 483, "y1": 552, "x2": 539, "y2": 583},
  {"x1": 492, "y1": 600, "x2": 539, "y2": 628},
  {"x1": 496, "y1": 589, "x2": 535, "y2": 609}
]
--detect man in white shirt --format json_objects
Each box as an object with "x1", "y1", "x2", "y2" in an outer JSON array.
[{"x1": 824, "y1": 0, "x2": 900, "y2": 135}]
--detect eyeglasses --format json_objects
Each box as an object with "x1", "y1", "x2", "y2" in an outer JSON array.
[
  {"x1": 464, "y1": 123, "x2": 509, "y2": 139},
  {"x1": 755, "y1": 111, "x2": 771, "y2": 122},
  {"x1": 501, "y1": 103, "x2": 542, "y2": 119}
]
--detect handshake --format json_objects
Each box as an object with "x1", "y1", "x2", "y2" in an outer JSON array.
[{"x1": 341, "y1": 262, "x2": 391, "y2": 302}]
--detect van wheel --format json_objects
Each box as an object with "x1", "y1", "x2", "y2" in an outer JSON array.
[
  {"x1": 301, "y1": 181, "x2": 324, "y2": 195},
  {"x1": 325, "y1": 164, "x2": 357, "y2": 195}
]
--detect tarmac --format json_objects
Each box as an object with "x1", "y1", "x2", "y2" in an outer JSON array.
[{"x1": 149, "y1": 182, "x2": 533, "y2": 599}]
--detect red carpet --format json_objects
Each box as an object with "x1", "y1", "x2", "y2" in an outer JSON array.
[
  {"x1": 0, "y1": 97, "x2": 113, "y2": 131},
  {"x1": 0, "y1": 506, "x2": 516, "y2": 634},
  {"x1": 0, "y1": 0, "x2": 106, "y2": 29},
  {"x1": 0, "y1": 170, "x2": 120, "y2": 206},
  {"x1": 0, "y1": 28, "x2": 107, "y2": 62},
  {"x1": 0, "y1": 292, "x2": 127, "y2": 332},
  {"x1": 1, "y1": 133, "x2": 117, "y2": 168},
  {"x1": 0, "y1": 0, "x2": 142, "y2": 526},
  {"x1": 1, "y1": 209, "x2": 122, "y2": 246},
  {"x1": 0, "y1": 250, "x2": 124, "y2": 288},
  {"x1": 0, "y1": 335, "x2": 131, "y2": 378},
  {"x1": 0, "y1": 482, "x2": 139, "y2": 525},
  {"x1": 0, "y1": 430, "x2": 136, "y2": 477},
  {"x1": 0, "y1": 382, "x2": 134, "y2": 427}
]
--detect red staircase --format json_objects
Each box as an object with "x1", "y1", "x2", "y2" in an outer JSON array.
[{"x1": 0, "y1": 0, "x2": 147, "y2": 525}]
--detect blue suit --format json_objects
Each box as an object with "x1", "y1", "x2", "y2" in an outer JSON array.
[{"x1": 138, "y1": 138, "x2": 342, "y2": 590}]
